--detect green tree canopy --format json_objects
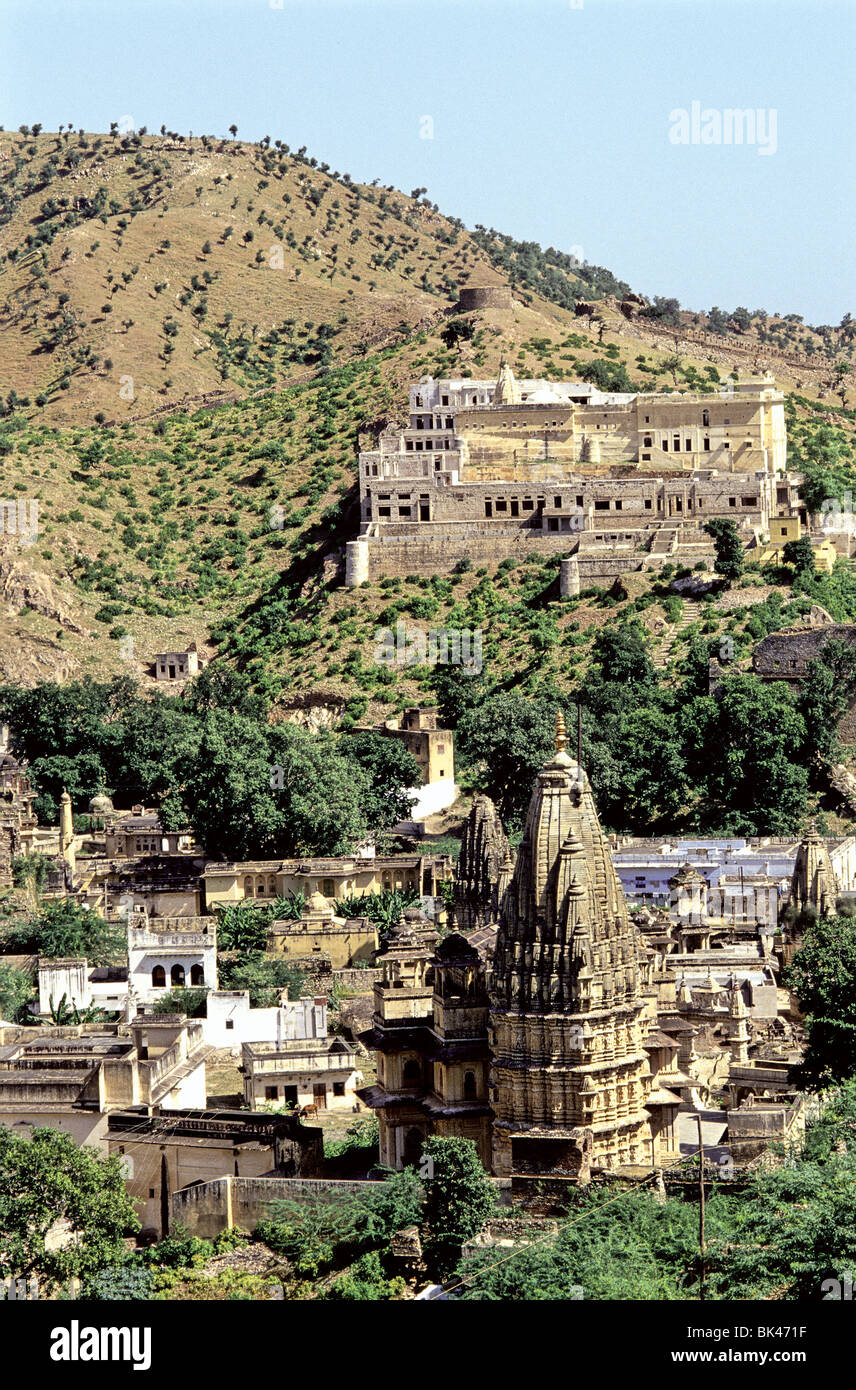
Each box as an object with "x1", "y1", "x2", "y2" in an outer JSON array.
[
  {"x1": 420, "y1": 1136, "x2": 496, "y2": 1276},
  {"x1": 704, "y1": 517, "x2": 744, "y2": 582},
  {"x1": 0, "y1": 1127, "x2": 139, "y2": 1288},
  {"x1": 0, "y1": 900, "x2": 126, "y2": 965},
  {"x1": 785, "y1": 915, "x2": 856, "y2": 1085},
  {"x1": 340, "y1": 730, "x2": 422, "y2": 829},
  {"x1": 782, "y1": 534, "x2": 816, "y2": 577}
]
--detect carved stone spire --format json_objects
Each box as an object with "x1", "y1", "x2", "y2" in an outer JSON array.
[{"x1": 489, "y1": 711, "x2": 652, "y2": 1178}]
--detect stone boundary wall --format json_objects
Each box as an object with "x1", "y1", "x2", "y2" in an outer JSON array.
[
  {"x1": 172, "y1": 1175, "x2": 391, "y2": 1237},
  {"x1": 334, "y1": 967, "x2": 382, "y2": 991},
  {"x1": 753, "y1": 624, "x2": 856, "y2": 678},
  {"x1": 362, "y1": 532, "x2": 577, "y2": 580}
]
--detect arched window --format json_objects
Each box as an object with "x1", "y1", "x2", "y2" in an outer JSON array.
[
  {"x1": 243, "y1": 876, "x2": 253, "y2": 897},
  {"x1": 171, "y1": 963, "x2": 186, "y2": 988},
  {"x1": 151, "y1": 965, "x2": 166, "y2": 989},
  {"x1": 702, "y1": 409, "x2": 710, "y2": 427},
  {"x1": 463, "y1": 1069, "x2": 477, "y2": 1100},
  {"x1": 190, "y1": 964, "x2": 204, "y2": 987},
  {"x1": 402, "y1": 1058, "x2": 421, "y2": 1086}
]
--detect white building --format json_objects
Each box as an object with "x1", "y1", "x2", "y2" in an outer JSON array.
[
  {"x1": 37, "y1": 958, "x2": 128, "y2": 1017},
  {"x1": 610, "y1": 835, "x2": 856, "y2": 923},
  {"x1": 241, "y1": 1037, "x2": 362, "y2": 1112},
  {"x1": 127, "y1": 916, "x2": 217, "y2": 1004},
  {"x1": 202, "y1": 991, "x2": 327, "y2": 1049}
]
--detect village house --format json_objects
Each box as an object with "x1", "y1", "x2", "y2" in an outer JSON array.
[
  {"x1": 153, "y1": 644, "x2": 202, "y2": 681},
  {"x1": 38, "y1": 957, "x2": 129, "y2": 1018},
  {"x1": 202, "y1": 991, "x2": 327, "y2": 1049},
  {"x1": 608, "y1": 832, "x2": 856, "y2": 922},
  {"x1": 201, "y1": 849, "x2": 454, "y2": 909},
  {"x1": 379, "y1": 706, "x2": 457, "y2": 821},
  {"x1": 107, "y1": 1107, "x2": 324, "y2": 1237},
  {"x1": 265, "y1": 891, "x2": 376, "y2": 968},
  {"x1": 104, "y1": 808, "x2": 198, "y2": 858},
  {"x1": 241, "y1": 1035, "x2": 362, "y2": 1113},
  {"x1": 127, "y1": 915, "x2": 217, "y2": 1003},
  {"x1": 0, "y1": 1015, "x2": 212, "y2": 1149}
]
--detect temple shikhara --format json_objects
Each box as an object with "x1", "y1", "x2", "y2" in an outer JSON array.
[
  {"x1": 362, "y1": 715, "x2": 683, "y2": 1183},
  {"x1": 489, "y1": 712, "x2": 653, "y2": 1180}
]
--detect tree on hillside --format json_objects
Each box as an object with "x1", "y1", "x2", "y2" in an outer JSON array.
[
  {"x1": 590, "y1": 621, "x2": 654, "y2": 686},
  {"x1": 0, "y1": 900, "x2": 125, "y2": 965},
  {"x1": 267, "y1": 722, "x2": 372, "y2": 856},
  {"x1": 0, "y1": 963, "x2": 35, "y2": 1023},
  {"x1": 419, "y1": 1136, "x2": 496, "y2": 1277},
  {"x1": 342, "y1": 731, "x2": 421, "y2": 830},
  {"x1": 0, "y1": 1127, "x2": 139, "y2": 1288},
  {"x1": 660, "y1": 353, "x2": 682, "y2": 386},
  {"x1": 681, "y1": 674, "x2": 808, "y2": 835},
  {"x1": 785, "y1": 916, "x2": 856, "y2": 1085},
  {"x1": 430, "y1": 661, "x2": 491, "y2": 728},
  {"x1": 782, "y1": 534, "x2": 816, "y2": 578},
  {"x1": 182, "y1": 713, "x2": 371, "y2": 860},
  {"x1": 798, "y1": 640, "x2": 856, "y2": 761},
  {"x1": 178, "y1": 710, "x2": 284, "y2": 860},
  {"x1": 704, "y1": 518, "x2": 744, "y2": 583},
  {"x1": 457, "y1": 694, "x2": 559, "y2": 827}
]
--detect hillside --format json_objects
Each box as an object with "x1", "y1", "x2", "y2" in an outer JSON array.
[{"x1": 0, "y1": 129, "x2": 856, "y2": 707}]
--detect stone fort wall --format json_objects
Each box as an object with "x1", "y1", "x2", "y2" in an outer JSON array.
[{"x1": 458, "y1": 286, "x2": 513, "y2": 312}]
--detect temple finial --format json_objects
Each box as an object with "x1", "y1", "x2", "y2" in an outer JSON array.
[{"x1": 555, "y1": 710, "x2": 568, "y2": 754}]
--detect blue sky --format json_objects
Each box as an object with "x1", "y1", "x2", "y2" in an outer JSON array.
[{"x1": 2, "y1": 0, "x2": 853, "y2": 323}]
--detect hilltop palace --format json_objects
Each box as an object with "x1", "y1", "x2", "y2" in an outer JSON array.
[{"x1": 347, "y1": 365, "x2": 804, "y2": 589}]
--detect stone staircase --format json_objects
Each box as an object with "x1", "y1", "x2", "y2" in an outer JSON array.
[{"x1": 652, "y1": 598, "x2": 704, "y2": 669}]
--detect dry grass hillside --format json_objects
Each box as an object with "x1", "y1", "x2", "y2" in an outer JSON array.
[{"x1": 0, "y1": 129, "x2": 855, "y2": 702}]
